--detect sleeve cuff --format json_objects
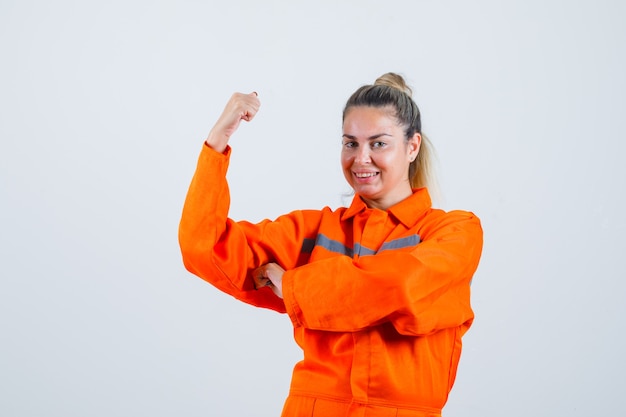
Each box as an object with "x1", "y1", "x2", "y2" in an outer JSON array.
[
  {"x1": 202, "y1": 142, "x2": 232, "y2": 158},
  {"x1": 282, "y1": 269, "x2": 304, "y2": 327}
]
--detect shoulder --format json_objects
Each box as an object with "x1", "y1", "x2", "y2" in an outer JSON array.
[
  {"x1": 419, "y1": 208, "x2": 482, "y2": 240},
  {"x1": 298, "y1": 205, "x2": 348, "y2": 218},
  {"x1": 265, "y1": 205, "x2": 346, "y2": 231}
]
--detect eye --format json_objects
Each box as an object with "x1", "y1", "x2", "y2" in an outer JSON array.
[
  {"x1": 343, "y1": 140, "x2": 357, "y2": 149},
  {"x1": 371, "y1": 141, "x2": 386, "y2": 149}
]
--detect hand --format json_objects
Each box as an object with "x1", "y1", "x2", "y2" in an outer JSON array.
[
  {"x1": 253, "y1": 263, "x2": 284, "y2": 299},
  {"x1": 205, "y1": 91, "x2": 260, "y2": 153}
]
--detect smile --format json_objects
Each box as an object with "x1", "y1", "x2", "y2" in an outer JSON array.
[{"x1": 354, "y1": 172, "x2": 379, "y2": 178}]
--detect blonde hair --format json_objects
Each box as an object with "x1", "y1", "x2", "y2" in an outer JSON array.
[{"x1": 343, "y1": 72, "x2": 436, "y2": 191}]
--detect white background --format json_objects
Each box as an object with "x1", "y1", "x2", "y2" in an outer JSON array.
[{"x1": 1, "y1": 1, "x2": 625, "y2": 416}]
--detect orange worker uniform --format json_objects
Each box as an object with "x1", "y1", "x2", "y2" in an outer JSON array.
[{"x1": 179, "y1": 145, "x2": 483, "y2": 417}]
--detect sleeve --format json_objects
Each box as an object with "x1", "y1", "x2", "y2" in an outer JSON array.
[
  {"x1": 281, "y1": 211, "x2": 483, "y2": 335},
  {"x1": 178, "y1": 144, "x2": 320, "y2": 312}
]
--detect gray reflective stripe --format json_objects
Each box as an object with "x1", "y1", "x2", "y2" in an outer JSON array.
[
  {"x1": 354, "y1": 243, "x2": 376, "y2": 256},
  {"x1": 379, "y1": 234, "x2": 421, "y2": 253},
  {"x1": 316, "y1": 234, "x2": 353, "y2": 257},
  {"x1": 301, "y1": 233, "x2": 421, "y2": 257}
]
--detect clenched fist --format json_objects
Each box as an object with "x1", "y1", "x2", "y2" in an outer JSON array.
[{"x1": 205, "y1": 91, "x2": 260, "y2": 153}]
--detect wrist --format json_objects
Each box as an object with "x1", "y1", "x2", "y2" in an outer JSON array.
[{"x1": 204, "y1": 131, "x2": 229, "y2": 153}]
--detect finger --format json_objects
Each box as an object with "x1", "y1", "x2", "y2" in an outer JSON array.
[
  {"x1": 241, "y1": 111, "x2": 254, "y2": 122},
  {"x1": 253, "y1": 277, "x2": 265, "y2": 290},
  {"x1": 241, "y1": 97, "x2": 260, "y2": 122},
  {"x1": 254, "y1": 278, "x2": 272, "y2": 290},
  {"x1": 252, "y1": 266, "x2": 267, "y2": 290}
]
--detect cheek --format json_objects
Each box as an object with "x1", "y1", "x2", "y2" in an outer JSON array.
[
  {"x1": 340, "y1": 154, "x2": 354, "y2": 182},
  {"x1": 340, "y1": 152, "x2": 352, "y2": 170}
]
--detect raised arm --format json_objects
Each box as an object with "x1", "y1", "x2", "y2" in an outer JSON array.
[{"x1": 179, "y1": 92, "x2": 287, "y2": 310}]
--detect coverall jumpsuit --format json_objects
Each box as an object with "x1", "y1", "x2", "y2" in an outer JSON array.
[{"x1": 179, "y1": 145, "x2": 483, "y2": 417}]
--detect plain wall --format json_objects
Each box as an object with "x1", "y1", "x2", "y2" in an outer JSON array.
[{"x1": 1, "y1": 0, "x2": 625, "y2": 415}]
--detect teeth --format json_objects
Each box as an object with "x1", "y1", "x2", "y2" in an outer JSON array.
[{"x1": 355, "y1": 172, "x2": 378, "y2": 178}]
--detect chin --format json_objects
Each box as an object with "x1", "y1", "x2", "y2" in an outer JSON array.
[{"x1": 354, "y1": 188, "x2": 380, "y2": 200}]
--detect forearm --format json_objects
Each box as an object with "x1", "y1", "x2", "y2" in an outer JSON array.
[{"x1": 282, "y1": 215, "x2": 483, "y2": 335}]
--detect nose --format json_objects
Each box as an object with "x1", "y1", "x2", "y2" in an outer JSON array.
[{"x1": 354, "y1": 146, "x2": 371, "y2": 164}]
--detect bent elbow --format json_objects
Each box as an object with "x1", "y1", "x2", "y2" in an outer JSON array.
[{"x1": 178, "y1": 228, "x2": 204, "y2": 277}]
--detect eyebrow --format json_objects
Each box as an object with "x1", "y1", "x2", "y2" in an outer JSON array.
[{"x1": 342, "y1": 133, "x2": 392, "y2": 140}]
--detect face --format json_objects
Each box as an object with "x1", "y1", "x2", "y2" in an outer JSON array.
[{"x1": 341, "y1": 106, "x2": 421, "y2": 210}]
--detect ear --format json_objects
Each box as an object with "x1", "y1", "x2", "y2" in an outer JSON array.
[{"x1": 407, "y1": 133, "x2": 421, "y2": 162}]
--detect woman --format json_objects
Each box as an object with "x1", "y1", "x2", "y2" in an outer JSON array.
[{"x1": 179, "y1": 73, "x2": 483, "y2": 417}]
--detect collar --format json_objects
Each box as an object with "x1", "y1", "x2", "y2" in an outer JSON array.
[{"x1": 341, "y1": 188, "x2": 433, "y2": 227}]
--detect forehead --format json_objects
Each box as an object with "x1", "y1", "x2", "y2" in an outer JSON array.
[{"x1": 343, "y1": 106, "x2": 401, "y2": 135}]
